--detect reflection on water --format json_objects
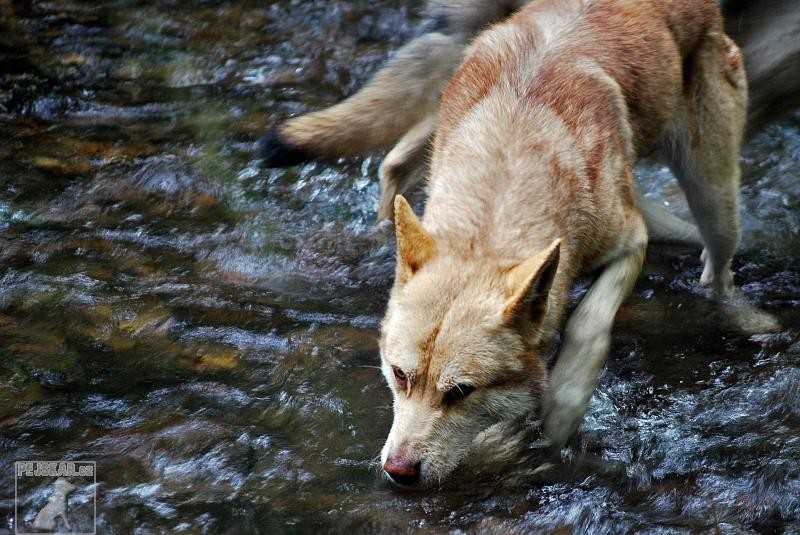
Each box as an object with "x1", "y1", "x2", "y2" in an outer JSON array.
[{"x1": 1, "y1": 0, "x2": 798, "y2": 532}]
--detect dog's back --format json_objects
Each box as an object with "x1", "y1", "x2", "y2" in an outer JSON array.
[
  {"x1": 426, "y1": 0, "x2": 717, "y2": 269},
  {"x1": 439, "y1": 0, "x2": 719, "y2": 151}
]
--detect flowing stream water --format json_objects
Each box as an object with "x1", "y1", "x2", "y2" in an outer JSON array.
[{"x1": 1, "y1": 1, "x2": 799, "y2": 532}]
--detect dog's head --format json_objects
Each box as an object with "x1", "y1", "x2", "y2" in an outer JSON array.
[
  {"x1": 379, "y1": 196, "x2": 559, "y2": 488},
  {"x1": 53, "y1": 477, "x2": 76, "y2": 494}
]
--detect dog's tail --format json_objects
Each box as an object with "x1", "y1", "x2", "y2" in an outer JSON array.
[
  {"x1": 259, "y1": 31, "x2": 463, "y2": 166},
  {"x1": 636, "y1": 193, "x2": 703, "y2": 246},
  {"x1": 258, "y1": 0, "x2": 526, "y2": 167},
  {"x1": 723, "y1": 0, "x2": 800, "y2": 133}
]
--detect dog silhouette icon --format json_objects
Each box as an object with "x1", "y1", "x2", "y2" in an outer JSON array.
[{"x1": 32, "y1": 477, "x2": 76, "y2": 532}]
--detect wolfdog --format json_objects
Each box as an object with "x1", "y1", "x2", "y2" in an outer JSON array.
[{"x1": 259, "y1": 0, "x2": 794, "y2": 486}]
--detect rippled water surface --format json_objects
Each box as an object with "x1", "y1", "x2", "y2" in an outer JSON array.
[{"x1": 1, "y1": 1, "x2": 799, "y2": 533}]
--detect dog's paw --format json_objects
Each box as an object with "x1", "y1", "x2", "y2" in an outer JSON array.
[
  {"x1": 258, "y1": 126, "x2": 311, "y2": 167},
  {"x1": 699, "y1": 248, "x2": 716, "y2": 287},
  {"x1": 542, "y1": 389, "x2": 586, "y2": 451},
  {"x1": 699, "y1": 249, "x2": 735, "y2": 295},
  {"x1": 718, "y1": 292, "x2": 781, "y2": 334}
]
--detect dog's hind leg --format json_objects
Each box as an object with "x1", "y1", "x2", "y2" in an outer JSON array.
[
  {"x1": 662, "y1": 31, "x2": 779, "y2": 333},
  {"x1": 543, "y1": 238, "x2": 646, "y2": 449},
  {"x1": 377, "y1": 115, "x2": 436, "y2": 222}
]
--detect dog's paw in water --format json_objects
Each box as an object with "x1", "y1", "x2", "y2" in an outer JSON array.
[{"x1": 718, "y1": 291, "x2": 781, "y2": 334}]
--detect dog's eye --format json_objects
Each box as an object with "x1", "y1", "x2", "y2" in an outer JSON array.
[
  {"x1": 443, "y1": 384, "x2": 475, "y2": 405},
  {"x1": 393, "y1": 367, "x2": 407, "y2": 387}
]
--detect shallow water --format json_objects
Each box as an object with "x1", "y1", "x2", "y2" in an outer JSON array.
[{"x1": 1, "y1": 1, "x2": 799, "y2": 533}]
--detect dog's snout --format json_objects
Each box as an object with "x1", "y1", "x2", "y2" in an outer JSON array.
[{"x1": 383, "y1": 455, "x2": 421, "y2": 486}]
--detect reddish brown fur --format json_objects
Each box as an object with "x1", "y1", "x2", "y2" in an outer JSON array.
[
  {"x1": 437, "y1": 0, "x2": 721, "y2": 159},
  {"x1": 436, "y1": 39, "x2": 526, "y2": 149}
]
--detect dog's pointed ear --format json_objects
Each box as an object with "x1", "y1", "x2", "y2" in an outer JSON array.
[
  {"x1": 503, "y1": 239, "x2": 561, "y2": 329},
  {"x1": 394, "y1": 195, "x2": 435, "y2": 285}
]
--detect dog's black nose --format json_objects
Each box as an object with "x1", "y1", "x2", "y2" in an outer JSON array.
[{"x1": 383, "y1": 455, "x2": 421, "y2": 486}]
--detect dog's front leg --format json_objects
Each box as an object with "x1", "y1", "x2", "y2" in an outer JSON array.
[{"x1": 543, "y1": 244, "x2": 645, "y2": 449}]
